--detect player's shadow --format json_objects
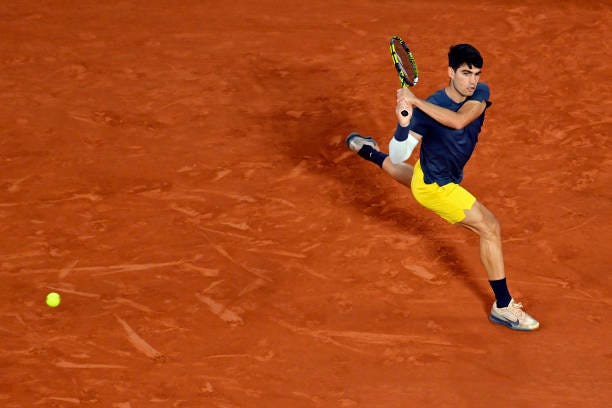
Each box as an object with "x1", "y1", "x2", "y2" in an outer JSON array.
[
  {"x1": 341, "y1": 175, "x2": 491, "y2": 312},
  {"x1": 278, "y1": 102, "x2": 491, "y2": 313}
]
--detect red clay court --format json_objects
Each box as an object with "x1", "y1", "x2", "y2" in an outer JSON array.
[{"x1": 1, "y1": 1, "x2": 611, "y2": 407}]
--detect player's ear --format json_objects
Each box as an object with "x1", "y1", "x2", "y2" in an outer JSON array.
[{"x1": 448, "y1": 66, "x2": 455, "y2": 79}]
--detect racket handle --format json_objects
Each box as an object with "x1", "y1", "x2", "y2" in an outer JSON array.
[{"x1": 401, "y1": 110, "x2": 409, "y2": 117}]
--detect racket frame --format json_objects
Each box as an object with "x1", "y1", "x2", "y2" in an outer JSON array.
[
  {"x1": 390, "y1": 36, "x2": 419, "y2": 88},
  {"x1": 390, "y1": 36, "x2": 419, "y2": 116}
]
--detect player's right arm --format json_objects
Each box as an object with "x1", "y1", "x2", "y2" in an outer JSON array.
[{"x1": 388, "y1": 95, "x2": 421, "y2": 164}]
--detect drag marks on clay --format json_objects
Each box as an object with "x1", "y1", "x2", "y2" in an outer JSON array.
[
  {"x1": 274, "y1": 319, "x2": 458, "y2": 355},
  {"x1": 89, "y1": 261, "x2": 183, "y2": 277},
  {"x1": 219, "y1": 221, "x2": 250, "y2": 231},
  {"x1": 167, "y1": 188, "x2": 308, "y2": 285},
  {"x1": 534, "y1": 275, "x2": 572, "y2": 289},
  {"x1": 196, "y1": 225, "x2": 252, "y2": 241},
  {"x1": 237, "y1": 278, "x2": 268, "y2": 297},
  {"x1": 115, "y1": 315, "x2": 165, "y2": 360},
  {"x1": 198, "y1": 229, "x2": 272, "y2": 282},
  {"x1": 274, "y1": 319, "x2": 365, "y2": 354},
  {"x1": 0, "y1": 249, "x2": 47, "y2": 262},
  {"x1": 154, "y1": 189, "x2": 255, "y2": 207},
  {"x1": 45, "y1": 285, "x2": 100, "y2": 299},
  {"x1": 168, "y1": 203, "x2": 204, "y2": 218},
  {"x1": 11, "y1": 260, "x2": 207, "y2": 282},
  {"x1": 4, "y1": 175, "x2": 31, "y2": 193},
  {"x1": 276, "y1": 160, "x2": 309, "y2": 182},
  {"x1": 265, "y1": 196, "x2": 297, "y2": 209},
  {"x1": 557, "y1": 215, "x2": 597, "y2": 234},
  {"x1": 532, "y1": 276, "x2": 611, "y2": 305},
  {"x1": 312, "y1": 328, "x2": 453, "y2": 347},
  {"x1": 247, "y1": 247, "x2": 307, "y2": 259},
  {"x1": 299, "y1": 242, "x2": 322, "y2": 253},
  {"x1": 181, "y1": 261, "x2": 220, "y2": 277},
  {"x1": 196, "y1": 294, "x2": 244, "y2": 326},
  {"x1": 203, "y1": 351, "x2": 275, "y2": 362},
  {"x1": 58, "y1": 260, "x2": 80, "y2": 279},
  {"x1": 189, "y1": 188, "x2": 256, "y2": 204},
  {"x1": 401, "y1": 261, "x2": 444, "y2": 285},
  {"x1": 202, "y1": 279, "x2": 225, "y2": 294},
  {"x1": 34, "y1": 396, "x2": 82, "y2": 405},
  {"x1": 54, "y1": 360, "x2": 127, "y2": 369}
]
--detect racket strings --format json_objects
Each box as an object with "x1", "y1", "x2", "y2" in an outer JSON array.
[
  {"x1": 395, "y1": 48, "x2": 416, "y2": 83},
  {"x1": 391, "y1": 40, "x2": 417, "y2": 85}
]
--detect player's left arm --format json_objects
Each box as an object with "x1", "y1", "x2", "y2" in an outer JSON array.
[
  {"x1": 398, "y1": 87, "x2": 488, "y2": 130},
  {"x1": 418, "y1": 99, "x2": 486, "y2": 130}
]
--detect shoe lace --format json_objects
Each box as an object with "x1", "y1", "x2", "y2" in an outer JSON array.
[{"x1": 510, "y1": 301, "x2": 525, "y2": 319}]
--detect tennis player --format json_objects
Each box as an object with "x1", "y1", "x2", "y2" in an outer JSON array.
[{"x1": 346, "y1": 44, "x2": 539, "y2": 331}]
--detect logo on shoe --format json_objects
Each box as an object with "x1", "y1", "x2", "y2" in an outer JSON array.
[
  {"x1": 503, "y1": 316, "x2": 520, "y2": 326},
  {"x1": 492, "y1": 311, "x2": 519, "y2": 326}
]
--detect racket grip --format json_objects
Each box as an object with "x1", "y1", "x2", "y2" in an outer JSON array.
[{"x1": 401, "y1": 110, "x2": 409, "y2": 117}]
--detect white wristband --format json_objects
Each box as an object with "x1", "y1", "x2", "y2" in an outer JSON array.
[{"x1": 389, "y1": 134, "x2": 419, "y2": 164}]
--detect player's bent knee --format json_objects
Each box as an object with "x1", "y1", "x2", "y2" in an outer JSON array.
[
  {"x1": 483, "y1": 217, "x2": 501, "y2": 239},
  {"x1": 479, "y1": 204, "x2": 501, "y2": 236},
  {"x1": 490, "y1": 215, "x2": 501, "y2": 235}
]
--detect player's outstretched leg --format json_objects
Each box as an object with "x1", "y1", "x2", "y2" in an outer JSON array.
[
  {"x1": 346, "y1": 133, "x2": 414, "y2": 187},
  {"x1": 460, "y1": 201, "x2": 540, "y2": 331}
]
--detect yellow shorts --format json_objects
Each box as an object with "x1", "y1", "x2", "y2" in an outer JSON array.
[{"x1": 410, "y1": 160, "x2": 476, "y2": 224}]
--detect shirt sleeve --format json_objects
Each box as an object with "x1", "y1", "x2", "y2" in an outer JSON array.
[
  {"x1": 468, "y1": 83, "x2": 492, "y2": 107},
  {"x1": 409, "y1": 107, "x2": 429, "y2": 135}
]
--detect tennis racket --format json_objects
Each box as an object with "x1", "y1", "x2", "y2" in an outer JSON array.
[{"x1": 389, "y1": 36, "x2": 419, "y2": 116}]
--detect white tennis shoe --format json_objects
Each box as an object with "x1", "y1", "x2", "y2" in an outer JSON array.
[
  {"x1": 346, "y1": 133, "x2": 379, "y2": 153},
  {"x1": 490, "y1": 299, "x2": 540, "y2": 331}
]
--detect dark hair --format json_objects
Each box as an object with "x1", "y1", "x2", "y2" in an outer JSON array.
[{"x1": 448, "y1": 44, "x2": 483, "y2": 70}]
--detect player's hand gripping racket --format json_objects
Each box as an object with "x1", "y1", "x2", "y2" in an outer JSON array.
[{"x1": 389, "y1": 36, "x2": 419, "y2": 116}]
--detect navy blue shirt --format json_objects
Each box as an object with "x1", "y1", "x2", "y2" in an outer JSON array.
[{"x1": 410, "y1": 83, "x2": 491, "y2": 186}]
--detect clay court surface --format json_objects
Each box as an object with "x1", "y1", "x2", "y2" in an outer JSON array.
[{"x1": 1, "y1": 1, "x2": 611, "y2": 407}]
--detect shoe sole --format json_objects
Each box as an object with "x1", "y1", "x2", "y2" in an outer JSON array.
[
  {"x1": 345, "y1": 133, "x2": 377, "y2": 151},
  {"x1": 489, "y1": 314, "x2": 540, "y2": 331}
]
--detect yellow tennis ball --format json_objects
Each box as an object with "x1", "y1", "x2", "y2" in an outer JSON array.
[{"x1": 46, "y1": 292, "x2": 61, "y2": 308}]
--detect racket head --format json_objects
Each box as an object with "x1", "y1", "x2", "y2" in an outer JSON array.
[{"x1": 390, "y1": 36, "x2": 419, "y2": 88}]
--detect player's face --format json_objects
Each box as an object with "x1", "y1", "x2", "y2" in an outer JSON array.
[{"x1": 449, "y1": 64, "x2": 481, "y2": 97}]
